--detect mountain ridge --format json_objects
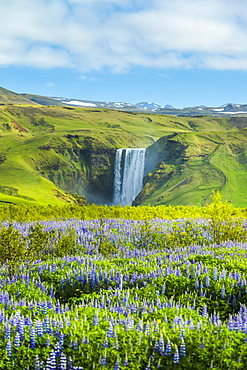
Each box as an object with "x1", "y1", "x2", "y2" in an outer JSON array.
[{"x1": 1, "y1": 86, "x2": 247, "y2": 117}]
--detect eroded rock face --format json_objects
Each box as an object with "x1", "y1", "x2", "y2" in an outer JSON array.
[
  {"x1": 79, "y1": 148, "x2": 115, "y2": 204},
  {"x1": 36, "y1": 136, "x2": 116, "y2": 204}
]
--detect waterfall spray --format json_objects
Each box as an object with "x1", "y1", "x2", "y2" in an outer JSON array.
[{"x1": 113, "y1": 148, "x2": 146, "y2": 206}]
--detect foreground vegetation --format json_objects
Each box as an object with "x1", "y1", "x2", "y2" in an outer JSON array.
[
  {"x1": 0, "y1": 192, "x2": 246, "y2": 222},
  {"x1": 0, "y1": 197, "x2": 246, "y2": 368}
]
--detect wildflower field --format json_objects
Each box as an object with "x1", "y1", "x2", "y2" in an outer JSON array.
[{"x1": 1, "y1": 196, "x2": 247, "y2": 369}]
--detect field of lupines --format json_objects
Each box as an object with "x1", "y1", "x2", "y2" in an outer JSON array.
[{"x1": 1, "y1": 196, "x2": 247, "y2": 369}]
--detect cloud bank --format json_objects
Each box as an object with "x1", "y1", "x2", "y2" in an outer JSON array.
[{"x1": 0, "y1": 0, "x2": 247, "y2": 71}]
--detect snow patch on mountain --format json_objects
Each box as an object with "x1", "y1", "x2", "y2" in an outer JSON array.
[
  {"x1": 62, "y1": 100, "x2": 97, "y2": 107},
  {"x1": 135, "y1": 102, "x2": 162, "y2": 111}
]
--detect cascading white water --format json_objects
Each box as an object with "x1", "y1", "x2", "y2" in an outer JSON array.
[{"x1": 113, "y1": 148, "x2": 146, "y2": 206}]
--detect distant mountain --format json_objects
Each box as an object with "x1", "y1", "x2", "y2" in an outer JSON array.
[
  {"x1": 135, "y1": 102, "x2": 162, "y2": 111},
  {"x1": 163, "y1": 104, "x2": 174, "y2": 109},
  {"x1": 135, "y1": 102, "x2": 175, "y2": 111},
  {"x1": 53, "y1": 97, "x2": 139, "y2": 111},
  {"x1": 1, "y1": 86, "x2": 247, "y2": 117},
  {"x1": 155, "y1": 103, "x2": 247, "y2": 117}
]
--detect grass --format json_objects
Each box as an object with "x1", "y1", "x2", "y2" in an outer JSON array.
[
  {"x1": 139, "y1": 129, "x2": 247, "y2": 207},
  {"x1": 1, "y1": 103, "x2": 247, "y2": 206}
]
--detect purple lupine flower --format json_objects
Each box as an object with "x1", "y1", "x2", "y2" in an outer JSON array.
[
  {"x1": 102, "y1": 336, "x2": 109, "y2": 348},
  {"x1": 165, "y1": 340, "x2": 172, "y2": 355},
  {"x1": 14, "y1": 332, "x2": 21, "y2": 348},
  {"x1": 55, "y1": 340, "x2": 63, "y2": 358},
  {"x1": 221, "y1": 285, "x2": 226, "y2": 299},
  {"x1": 34, "y1": 355, "x2": 42, "y2": 370},
  {"x1": 159, "y1": 335, "x2": 165, "y2": 355},
  {"x1": 59, "y1": 352, "x2": 67, "y2": 370},
  {"x1": 6, "y1": 339, "x2": 12, "y2": 359},
  {"x1": 100, "y1": 351, "x2": 107, "y2": 366},
  {"x1": 205, "y1": 275, "x2": 210, "y2": 287},
  {"x1": 114, "y1": 360, "x2": 121, "y2": 370},
  {"x1": 173, "y1": 348, "x2": 180, "y2": 364},
  {"x1": 56, "y1": 301, "x2": 61, "y2": 314},
  {"x1": 153, "y1": 341, "x2": 159, "y2": 351},
  {"x1": 213, "y1": 268, "x2": 218, "y2": 281},
  {"x1": 46, "y1": 349, "x2": 56, "y2": 370},
  {"x1": 17, "y1": 317, "x2": 25, "y2": 340},
  {"x1": 202, "y1": 304, "x2": 208, "y2": 317},
  {"x1": 43, "y1": 316, "x2": 51, "y2": 334},
  {"x1": 144, "y1": 322, "x2": 150, "y2": 335},
  {"x1": 107, "y1": 322, "x2": 114, "y2": 337},
  {"x1": 36, "y1": 319, "x2": 44, "y2": 337},
  {"x1": 93, "y1": 313, "x2": 99, "y2": 326},
  {"x1": 4, "y1": 323, "x2": 11, "y2": 340},
  {"x1": 180, "y1": 339, "x2": 186, "y2": 356}
]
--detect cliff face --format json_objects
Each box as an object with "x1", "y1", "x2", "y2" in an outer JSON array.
[
  {"x1": 133, "y1": 134, "x2": 188, "y2": 206},
  {"x1": 79, "y1": 148, "x2": 115, "y2": 204},
  {"x1": 36, "y1": 135, "x2": 116, "y2": 204}
]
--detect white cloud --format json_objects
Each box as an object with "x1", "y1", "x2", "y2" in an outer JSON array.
[{"x1": 0, "y1": 0, "x2": 247, "y2": 71}]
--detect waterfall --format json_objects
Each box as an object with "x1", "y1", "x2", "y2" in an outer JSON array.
[{"x1": 113, "y1": 148, "x2": 146, "y2": 206}]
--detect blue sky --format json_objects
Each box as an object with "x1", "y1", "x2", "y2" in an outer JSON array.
[{"x1": 1, "y1": 0, "x2": 247, "y2": 108}]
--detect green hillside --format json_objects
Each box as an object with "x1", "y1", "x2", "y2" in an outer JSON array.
[
  {"x1": 135, "y1": 130, "x2": 247, "y2": 207},
  {"x1": 0, "y1": 89, "x2": 247, "y2": 206},
  {"x1": 0, "y1": 87, "x2": 39, "y2": 105}
]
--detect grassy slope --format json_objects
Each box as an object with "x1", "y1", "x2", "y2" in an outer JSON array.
[
  {"x1": 136, "y1": 129, "x2": 247, "y2": 207},
  {"x1": 0, "y1": 87, "x2": 39, "y2": 105},
  {"x1": 0, "y1": 103, "x2": 246, "y2": 206}
]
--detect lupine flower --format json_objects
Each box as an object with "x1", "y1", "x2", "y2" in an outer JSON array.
[
  {"x1": 180, "y1": 339, "x2": 186, "y2": 356},
  {"x1": 4, "y1": 323, "x2": 11, "y2": 340},
  {"x1": 165, "y1": 340, "x2": 172, "y2": 355},
  {"x1": 114, "y1": 360, "x2": 121, "y2": 370},
  {"x1": 93, "y1": 313, "x2": 99, "y2": 326},
  {"x1": 102, "y1": 336, "x2": 108, "y2": 348},
  {"x1": 14, "y1": 332, "x2": 20, "y2": 347},
  {"x1": 221, "y1": 285, "x2": 226, "y2": 299},
  {"x1": 46, "y1": 349, "x2": 56, "y2": 370},
  {"x1": 36, "y1": 320, "x2": 44, "y2": 337},
  {"x1": 6, "y1": 339, "x2": 12, "y2": 359},
  {"x1": 202, "y1": 304, "x2": 208, "y2": 317},
  {"x1": 195, "y1": 279, "x2": 199, "y2": 289},
  {"x1": 34, "y1": 355, "x2": 42, "y2": 370},
  {"x1": 107, "y1": 322, "x2": 114, "y2": 337},
  {"x1": 59, "y1": 352, "x2": 67, "y2": 370},
  {"x1": 100, "y1": 351, "x2": 107, "y2": 366},
  {"x1": 173, "y1": 347, "x2": 180, "y2": 363}
]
